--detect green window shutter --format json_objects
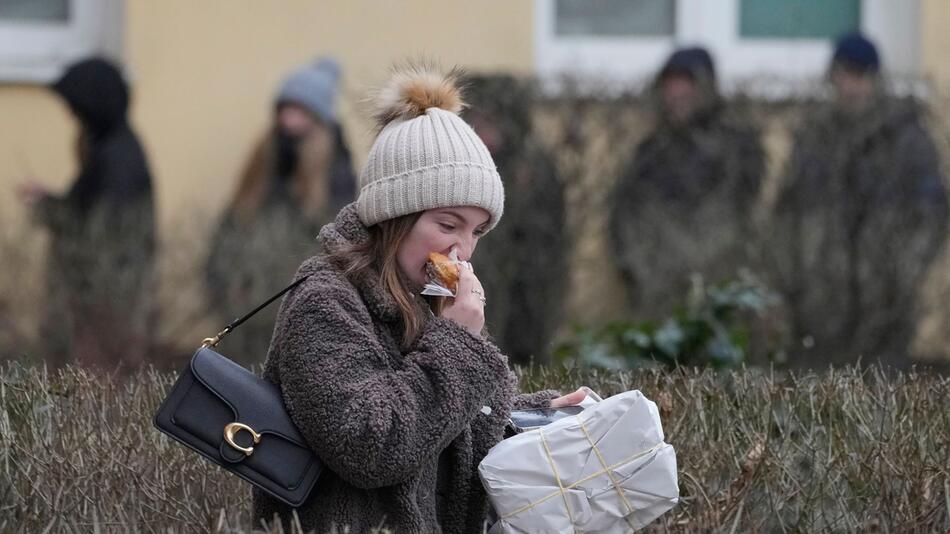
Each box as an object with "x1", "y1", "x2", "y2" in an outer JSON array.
[{"x1": 739, "y1": 0, "x2": 860, "y2": 39}]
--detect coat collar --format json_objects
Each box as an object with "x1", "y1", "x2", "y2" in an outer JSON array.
[{"x1": 318, "y1": 203, "x2": 403, "y2": 323}]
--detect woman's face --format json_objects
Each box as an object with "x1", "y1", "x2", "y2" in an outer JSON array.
[
  {"x1": 661, "y1": 73, "x2": 701, "y2": 124},
  {"x1": 277, "y1": 102, "x2": 320, "y2": 138},
  {"x1": 397, "y1": 206, "x2": 491, "y2": 288}
]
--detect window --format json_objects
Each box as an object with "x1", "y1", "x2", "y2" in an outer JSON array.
[
  {"x1": 740, "y1": 0, "x2": 860, "y2": 39},
  {"x1": 535, "y1": 0, "x2": 921, "y2": 92},
  {"x1": 555, "y1": 0, "x2": 674, "y2": 37},
  {"x1": 535, "y1": 0, "x2": 681, "y2": 89},
  {"x1": 0, "y1": 0, "x2": 69, "y2": 22},
  {"x1": 0, "y1": 0, "x2": 123, "y2": 83}
]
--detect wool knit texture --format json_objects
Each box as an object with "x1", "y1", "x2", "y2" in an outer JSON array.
[
  {"x1": 276, "y1": 57, "x2": 341, "y2": 124},
  {"x1": 357, "y1": 107, "x2": 505, "y2": 229},
  {"x1": 252, "y1": 204, "x2": 559, "y2": 533}
]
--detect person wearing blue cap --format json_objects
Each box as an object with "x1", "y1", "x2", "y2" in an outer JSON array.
[
  {"x1": 608, "y1": 46, "x2": 766, "y2": 320},
  {"x1": 205, "y1": 57, "x2": 357, "y2": 365},
  {"x1": 771, "y1": 32, "x2": 948, "y2": 367},
  {"x1": 829, "y1": 32, "x2": 881, "y2": 115}
]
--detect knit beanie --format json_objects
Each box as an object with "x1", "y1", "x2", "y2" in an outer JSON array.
[
  {"x1": 276, "y1": 57, "x2": 341, "y2": 124},
  {"x1": 356, "y1": 64, "x2": 505, "y2": 231},
  {"x1": 658, "y1": 46, "x2": 716, "y2": 83},
  {"x1": 832, "y1": 33, "x2": 880, "y2": 73}
]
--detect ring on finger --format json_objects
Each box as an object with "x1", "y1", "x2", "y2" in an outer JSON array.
[{"x1": 470, "y1": 288, "x2": 487, "y2": 305}]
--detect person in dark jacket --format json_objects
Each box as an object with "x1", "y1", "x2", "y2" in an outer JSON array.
[
  {"x1": 771, "y1": 33, "x2": 948, "y2": 367},
  {"x1": 463, "y1": 75, "x2": 567, "y2": 366},
  {"x1": 17, "y1": 57, "x2": 155, "y2": 371},
  {"x1": 253, "y1": 64, "x2": 587, "y2": 533},
  {"x1": 608, "y1": 46, "x2": 765, "y2": 320},
  {"x1": 205, "y1": 57, "x2": 357, "y2": 366}
]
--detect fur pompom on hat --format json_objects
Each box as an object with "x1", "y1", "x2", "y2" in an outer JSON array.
[
  {"x1": 372, "y1": 64, "x2": 465, "y2": 127},
  {"x1": 356, "y1": 62, "x2": 504, "y2": 230}
]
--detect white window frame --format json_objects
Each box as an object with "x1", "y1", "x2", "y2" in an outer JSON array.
[
  {"x1": 534, "y1": 0, "x2": 921, "y2": 95},
  {"x1": 0, "y1": 0, "x2": 124, "y2": 83},
  {"x1": 535, "y1": 0, "x2": 682, "y2": 90}
]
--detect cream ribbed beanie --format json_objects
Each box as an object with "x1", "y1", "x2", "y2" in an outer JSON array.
[{"x1": 356, "y1": 65, "x2": 504, "y2": 230}]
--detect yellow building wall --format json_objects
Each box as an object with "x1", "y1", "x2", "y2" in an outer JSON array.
[
  {"x1": 0, "y1": 0, "x2": 532, "y2": 343},
  {"x1": 0, "y1": 0, "x2": 534, "y2": 230},
  {"x1": 3, "y1": 2, "x2": 949, "y2": 360},
  {"x1": 916, "y1": 0, "x2": 950, "y2": 362},
  {"x1": 921, "y1": 0, "x2": 950, "y2": 91},
  {"x1": 0, "y1": 89, "x2": 75, "y2": 225}
]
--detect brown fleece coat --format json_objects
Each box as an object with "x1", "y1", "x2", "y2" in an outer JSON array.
[{"x1": 253, "y1": 204, "x2": 559, "y2": 533}]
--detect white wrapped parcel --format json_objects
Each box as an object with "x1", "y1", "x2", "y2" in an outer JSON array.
[{"x1": 479, "y1": 390, "x2": 678, "y2": 533}]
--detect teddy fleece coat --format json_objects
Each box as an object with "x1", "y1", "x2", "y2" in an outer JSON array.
[{"x1": 253, "y1": 204, "x2": 559, "y2": 533}]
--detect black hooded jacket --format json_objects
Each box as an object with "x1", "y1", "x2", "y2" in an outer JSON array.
[
  {"x1": 36, "y1": 58, "x2": 156, "y2": 366},
  {"x1": 43, "y1": 58, "x2": 154, "y2": 233}
]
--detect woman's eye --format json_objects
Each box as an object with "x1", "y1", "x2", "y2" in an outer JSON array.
[{"x1": 439, "y1": 223, "x2": 456, "y2": 231}]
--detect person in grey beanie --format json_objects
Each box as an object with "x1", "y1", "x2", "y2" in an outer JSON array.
[
  {"x1": 253, "y1": 62, "x2": 588, "y2": 533},
  {"x1": 205, "y1": 57, "x2": 356, "y2": 366}
]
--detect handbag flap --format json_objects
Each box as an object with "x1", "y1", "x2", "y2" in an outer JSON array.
[{"x1": 190, "y1": 347, "x2": 308, "y2": 447}]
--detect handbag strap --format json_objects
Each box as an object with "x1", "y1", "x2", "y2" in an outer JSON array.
[{"x1": 201, "y1": 275, "x2": 311, "y2": 348}]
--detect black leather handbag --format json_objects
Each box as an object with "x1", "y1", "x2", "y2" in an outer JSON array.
[{"x1": 153, "y1": 276, "x2": 321, "y2": 507}]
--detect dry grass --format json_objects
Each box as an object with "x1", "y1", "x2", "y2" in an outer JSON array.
[
  {"x1": 521, "y1": 364, "x2": 950, "y2": 532},
  {"x1": 1, "y1": 361, "x2": 947, "y2": 532}
]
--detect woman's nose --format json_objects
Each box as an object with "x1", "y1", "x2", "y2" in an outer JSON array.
[{"x1": 454, "y1": 237, "x2": 476, "y2": 262}]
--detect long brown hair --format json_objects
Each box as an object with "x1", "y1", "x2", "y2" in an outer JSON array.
[
  {"x1": 229, "y1": 123, "x2": 335, "y2": 223},
  {"x1": 324, "y1": 212, "x2": 446, "y2": 348}
]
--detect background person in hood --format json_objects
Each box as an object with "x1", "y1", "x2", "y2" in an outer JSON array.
[
  {"x1": 17, "y1": 57, "x2": 156, "y2": 372},
  {"x1": 608, "y1": 46, "x2": 765, "y2": 320},
  {"x1": 770, "y1": 33, "x2": 948, "y2": 367},
  {"x1": 204, "y1": 57, "x2": 356, "y2": 366},
  {"x1": 463, "y1": 74, "x2": 566, "y2": 366}
]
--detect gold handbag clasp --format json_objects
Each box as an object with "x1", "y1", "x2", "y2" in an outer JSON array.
[
  {"x1": 201, "y1": 327, "x2": 230, "y2": 348},
  {"x1": 223, "y1": 422, "x2": 261, "y2": 456}
]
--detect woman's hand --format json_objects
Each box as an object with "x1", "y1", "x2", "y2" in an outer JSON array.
[
  {"x1": 16, "y1": 179, "x2": 47, "y2": 206},
  {"x1": 441, "y1": 264, "x2": 486, "y2": 336},
  {"x1": 550, "y1": 387, "x2": 592, "y2": 408}
]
